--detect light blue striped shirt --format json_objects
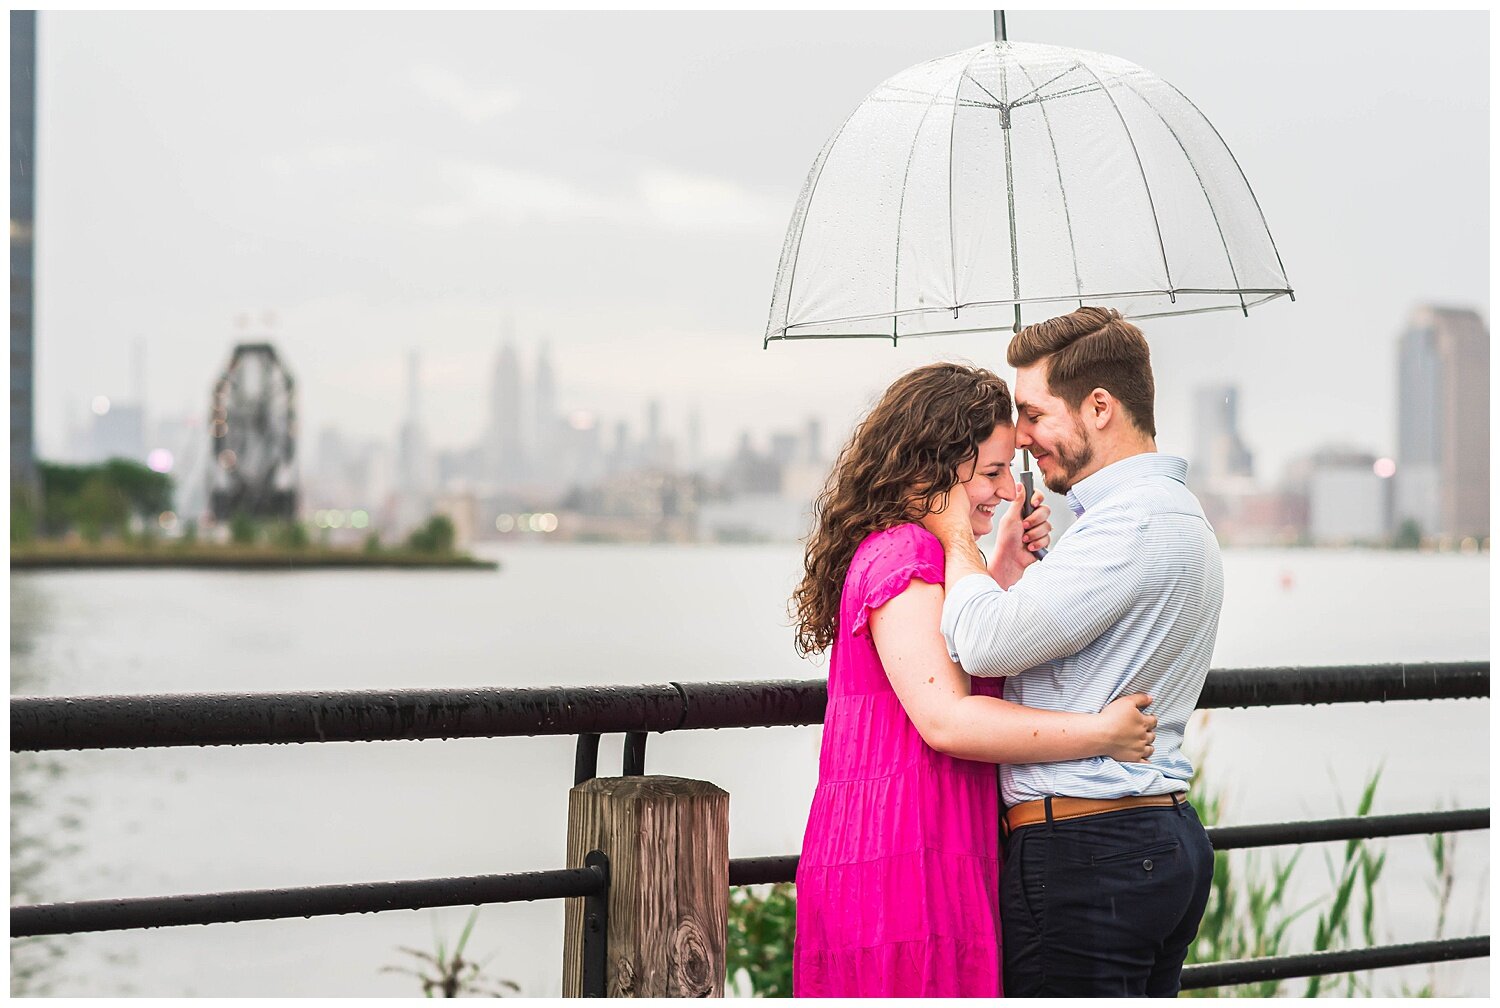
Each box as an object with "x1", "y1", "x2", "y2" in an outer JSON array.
[{"x1": 940, "y1": 453, "x2": 1223, "y2": 805}]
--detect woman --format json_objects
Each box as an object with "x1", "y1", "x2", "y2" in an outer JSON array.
[{"x1": 790, "y1": 363, "x2": 1156, "y2": 998}]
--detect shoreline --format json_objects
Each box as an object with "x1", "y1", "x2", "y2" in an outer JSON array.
[{"x1": 10, "y1": 547, "x2": 499, "y2": 571}]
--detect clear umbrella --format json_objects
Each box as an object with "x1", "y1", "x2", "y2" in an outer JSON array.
[{"x1": 765, "y1": 28, "x2": 1292, "y2": 346}]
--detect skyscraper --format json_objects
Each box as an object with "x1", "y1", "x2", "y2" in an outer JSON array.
[
  {"x1": 610, "y1": 420, "x2": 633, "y2": 474},
  {"x1": 533, "y1": 339, "x2": 556, "y2": 476},
  {"x1": 11, "y1": 11, "x2": 38, "y2": 498},
  {"x1": 487, "y1": 330, "x2": 524, "y2": 484},
  {"x1": 686, "y1": 407, "x2": 702, "y2": 475},
  {"x1": 805, "y1": 415, "x2": 823, "y2": 464},
  {"x1": 396, "y1": 349, "x2": 428, "y2": 495},
  {"x1": 1191, "y1": 383, "x2": 1254, "y2": 488},
  {"x1": 645, "y1": 399, "x2": 662, "y2": 469},
  {"x1": 1394, "y1": 305, "x2": 1489, "y2": 541}
]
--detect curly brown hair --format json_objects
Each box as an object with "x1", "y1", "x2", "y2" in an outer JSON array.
[{"x1": 791, "y1": 362, "x2": 1014, "y2": 656}]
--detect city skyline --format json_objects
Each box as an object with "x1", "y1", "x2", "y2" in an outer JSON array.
[
  {"x1": 29, "y1": 11, "x2": 1490, "y2": 485},
  {"x1": 53, "y1": 300, "x2": 1487, "y2": 500}
]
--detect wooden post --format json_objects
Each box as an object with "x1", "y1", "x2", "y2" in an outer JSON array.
[{"x1": 563, "y1": 776, "x2": 729, "y2": 997}]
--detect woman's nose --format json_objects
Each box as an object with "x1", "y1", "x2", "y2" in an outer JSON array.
[{"x1": 998, "y1": 471, "x2": 1018, "y2": 501}]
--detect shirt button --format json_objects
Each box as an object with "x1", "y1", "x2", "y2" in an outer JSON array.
[{"x1": 1143, "y1": 859, "x2": 1154, "y2": 871}]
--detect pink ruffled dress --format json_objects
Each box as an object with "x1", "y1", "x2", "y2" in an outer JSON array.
[{"x1": 794, "y1": 523, "x2": 1004, "y2": 997}]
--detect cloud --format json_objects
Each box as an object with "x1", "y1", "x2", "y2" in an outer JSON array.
[
  {"x1": 306, "y1": 145, "x2": 380, "y2": 170},
  {"x1": 414, "y1": 159, "x2": 787, "y2": 236},
  {"x1": 410, "y1": 64, "x2": 519, "y2": 124},
  {"x1": 262, "y1": 145, "x2": 380, "y2": 182},
  {"x1": 414, "y1": 161, "x2": 622, "y2": 228},
  {"x1": 636, "y1": 167, "x2": 786, "y2": 234}
]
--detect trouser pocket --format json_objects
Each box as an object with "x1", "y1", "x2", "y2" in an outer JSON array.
[{"x1": 1019, "y1": 809, "x2": 1204, "y2": 996}]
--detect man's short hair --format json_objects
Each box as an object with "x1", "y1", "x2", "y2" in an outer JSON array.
[{"x1": 1006, "y1": 306, "x2": 1156, "y2": 437}]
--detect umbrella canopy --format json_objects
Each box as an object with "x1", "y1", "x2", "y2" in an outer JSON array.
[{"x1": 765, "y1": 40, "x2": 1292, "y2": 345}]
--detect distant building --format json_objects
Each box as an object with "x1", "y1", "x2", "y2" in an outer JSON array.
[
  {"x1": 1185, "y1": 384, "x2": 1269, "y2": 544},
  {"x1": 685, "y1": 407, "x2": 702, "y2": 475},
  {"x1": 10, "y1": 11, "x2": 38, "y2": 498},
  {"x1": 804, "y1": 416, "x2": 823, "y2": 465},
  {"x1": 1234, "y1": 490, "x2": 1308, "y2": 546},
  {"x1": 486, "y1": 335, "x2": 525, "y2": 486},
  {"x1": 1394, "y1": 305, "x2": 1489, "y2": 542},
  {"x1": 1192, "y1": 383, "x2": 1254, "y2": 489},
  {"x1": 769, "y1": 431, "x2": 799, "y2": 467},
  {"x1": 610, "y1": 420, "x2": 632, "y2": 474},
  {"x1": 393, "y1": 350, "x2": 435, "y2": 532},
  {"x1": 558, "y1": 411, "x2": 603, "y2": 486},
  {"x1": 645, "y1": 399, "x2": 661, "y2": 467},
  {"x1": 729, "y1": 431, "x2": 781, "y2": 495},
  {"x1": 1306, "y1": 447, "x2": 1388, "y2": 545},
  {"x1": 698, "y1": 492, "x2": 814, "y2": 544},
  {"x1": 533, "y1": 340, "x2": 557, "y2": 477},
  {"x1": 89, "y1": 401, "x2": 146, "y2": 463}
]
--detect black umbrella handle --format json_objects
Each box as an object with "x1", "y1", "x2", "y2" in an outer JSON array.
[{"x1": 1019, "y1": 470, "x2": 1049, "y2": 561}]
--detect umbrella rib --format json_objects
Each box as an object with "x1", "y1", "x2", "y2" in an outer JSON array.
[
  {"x1": 1003, "y1": 63, "x2": 1083, "y2": 109},
  {"x1": 776, "y1": 101, "x2": 862, "y2": 344},
  {"x1": 962, "y1": 72, "x2": 1004, "y2": 109},
  {"x1": 871, "y1": 94, "x2": 975, "y2": 109},
  {"x1": 1013, "y1": 59, "x2": 1085, "y2": 311},
  {"x1": 1070, "y1": 58, "x2": 1175, "y2": 296},
  {"x1": 1159, "y1": 78, "x2": 1292, "y2": 291},
  {"x1": 1010, "y1": 81, "x2": 1106, "y2": 109},
  {"x1": 766, "y1": 290, "x2": 1294, "y2": 341},
  {"x1": 878, "y1": 82, "x2": 956, "y2": 101},
  {"x1": 947, "y1": 45, "x2": 992, "y2": 326},
  {"x1": 892, "y1": 67, "x2": 954, "y2": 344},
  {"x1": 1110, "y1": 74, "x2": 1246, "y2": 315},
  {"x1": 1125, "y1": 291, "x2": 1289, "y2": 322},
  {"x1": 997, "y1": 53, "x2": 1023, "y2": 331},
  {"x1": 776, "y1": 288, "x2": 1293, "y2": 329}
]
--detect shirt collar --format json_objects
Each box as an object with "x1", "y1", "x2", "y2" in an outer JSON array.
[{"x1": 1065, "y1": 452, "x2": 1189, "y2": 516}]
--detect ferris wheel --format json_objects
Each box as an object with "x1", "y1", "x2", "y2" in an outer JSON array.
[{"x1": 208, "y1": 342, "x2": 298, "y2": 520}]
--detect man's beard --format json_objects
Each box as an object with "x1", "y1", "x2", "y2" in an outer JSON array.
[{"x1": 1041, "y1": 421, "x2": 1095, "y2": 494}]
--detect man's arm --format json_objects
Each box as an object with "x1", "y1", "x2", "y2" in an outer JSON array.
[
  {"x1": 869, "y1": 577, "x2": 1158, "y2": 764},
  {"x1": 935, "y1": 502, "x2": 1148, "y2": 678}
]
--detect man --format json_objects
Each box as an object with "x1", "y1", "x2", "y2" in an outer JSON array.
[{"x1": 922, "y1": 306, "x2": 1220, "y2": 997}]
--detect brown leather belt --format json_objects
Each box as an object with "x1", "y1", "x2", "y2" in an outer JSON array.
[{"x1": 1003, "y1": 793, "x2": 1184, "y2": 837}]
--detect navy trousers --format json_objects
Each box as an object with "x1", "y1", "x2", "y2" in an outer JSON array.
[{"x1": 1001, "y1": 798, "x2": 1215, "y2": 997}]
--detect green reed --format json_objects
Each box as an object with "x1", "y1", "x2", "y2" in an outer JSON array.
[{"x1": 382, "y1": 908, "x2": 521, "y2": 998}]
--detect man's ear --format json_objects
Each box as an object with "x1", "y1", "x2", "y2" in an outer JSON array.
[{"x1": 1088, "y1": 388, "x2": 1113, "y2": 430}]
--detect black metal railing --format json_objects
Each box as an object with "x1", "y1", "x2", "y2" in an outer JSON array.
[
  {"x1": 11, "y1": 661, "x2": 1488, "y2": 752},
  {"x1": 1180, "y1": 936, "x2": 1491, "y2": 990},
  {"x1": 721, "y1": 808, "x2": 1494, "y2": 889},
  {"x1": 18, "y1": 808, "x2": 1487, "y2": 939},
  {"x1": 10, "y1": 661, "x2": 1491, "y2": 994},
  {"x1": 11, "y1": 865, "x2": 608, "y2": 937}
]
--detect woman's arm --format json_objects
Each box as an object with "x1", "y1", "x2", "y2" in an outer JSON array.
[{"x1": 869, "y1": 578, "x2": 1155, "y2": 764}]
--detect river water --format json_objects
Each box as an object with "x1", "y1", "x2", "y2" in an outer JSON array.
[{"x1": 9, "y1": 545, "x2": 1490, "y2": 996}]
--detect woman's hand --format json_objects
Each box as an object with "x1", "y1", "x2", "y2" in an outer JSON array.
[{"x1": 1097, "y1": 692, "x2": 1157, "y2": 763}]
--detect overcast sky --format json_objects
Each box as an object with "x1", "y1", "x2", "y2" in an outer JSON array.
[{"x1": 32, "y1": 10, "x2": 1489, "y2": 481}]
